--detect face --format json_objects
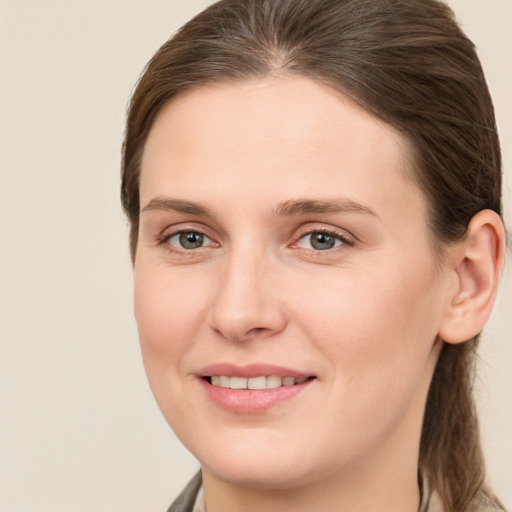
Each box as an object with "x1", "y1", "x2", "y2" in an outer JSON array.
[{"x1": 135, "y1": 77, "x2": 452, "y2": 491}]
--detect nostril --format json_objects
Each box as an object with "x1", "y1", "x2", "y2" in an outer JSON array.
[{"x1": 248, "y1": 327, "x2": 266, "y2": 334}]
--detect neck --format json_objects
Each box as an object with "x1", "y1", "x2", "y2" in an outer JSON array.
[{"x1": 201, "y1": 451, "x2": 422, "y2": 512}]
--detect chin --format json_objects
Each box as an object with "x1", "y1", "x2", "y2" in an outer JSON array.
[
  {"x1": 183, "y1": 428, "x2": 319, "y2": 490},
  {"x1": 203, "y1": 456, "x2": 314, "y2": 491}
]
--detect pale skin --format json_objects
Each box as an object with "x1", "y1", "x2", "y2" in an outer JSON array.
[{"x1": 134, "y1": 77, "x2": 505, "y2": 512}]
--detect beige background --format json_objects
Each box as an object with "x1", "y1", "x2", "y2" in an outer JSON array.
[{"x1": 0, "y1": 1, "x2": 510, "y2": 511}]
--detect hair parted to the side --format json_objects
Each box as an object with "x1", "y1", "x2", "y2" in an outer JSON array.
[{"x1": 121, "y1": 1, "x2": 503, "y2": 510}]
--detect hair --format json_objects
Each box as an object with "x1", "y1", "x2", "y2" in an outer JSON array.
[{"x1": 121, "y1": 1, "x2": 503, "y2": 510}]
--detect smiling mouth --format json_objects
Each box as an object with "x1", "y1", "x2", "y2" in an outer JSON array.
[{"x1": 204, "y1": 375, "x2": 314, "y2": 390}]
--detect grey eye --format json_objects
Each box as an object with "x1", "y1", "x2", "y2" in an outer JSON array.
[
  {"x1": 169, "y1": 231, "x2": 207, "y2": 249},
  {"x1": 297, "y1": 232, "x2": 343, "y2": 251}
]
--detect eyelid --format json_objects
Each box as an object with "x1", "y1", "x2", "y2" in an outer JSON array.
[
  {"x1": 156, "y1": 223, "x2": 219, "y2": 249},
  {"x1": 289, "y1": 224, "x2": 356, "y2": 249}
]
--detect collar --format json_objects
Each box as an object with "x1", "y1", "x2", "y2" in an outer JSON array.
[{"x1": 191, "y1": 485, "x2": 205, "y2": 512}]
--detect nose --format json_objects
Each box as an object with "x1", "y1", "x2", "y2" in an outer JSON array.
[{"x1": 207, "y1": 249, "x2": 288, "y2": 342}]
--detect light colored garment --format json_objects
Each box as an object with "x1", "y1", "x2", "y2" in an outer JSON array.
[{"x1": 191, "y1": 486, "x2": 205, "y2": 512}]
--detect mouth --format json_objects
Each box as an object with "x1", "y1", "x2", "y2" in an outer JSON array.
[
  {"x1": 198, "y1": 366, "x2": 316, "y2": 413},
  {"x1": 204, "y1": 375, "x2": 313, "y2": 390}
]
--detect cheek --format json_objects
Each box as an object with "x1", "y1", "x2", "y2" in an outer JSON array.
[
  {"x1": 294, "y1": 257, "x2": 440, "y2": 397},
  {"x1": 290, "y1": 262, "x2": 441, "y2": 463},
  {"x1": 133, "y1": 267, "x2": 210, "y2": 375},
  {"x1": 133, "y1": 267, "x2": 214, "y2": 431}
]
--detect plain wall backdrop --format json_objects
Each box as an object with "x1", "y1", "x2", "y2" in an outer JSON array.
[{"x1": 0, "y1": 1, "x2": 510, "y2": 511}]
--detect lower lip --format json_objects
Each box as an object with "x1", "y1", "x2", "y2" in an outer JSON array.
[{"x1": 200, "y1": 378, "x2": 314, "y2": 414}]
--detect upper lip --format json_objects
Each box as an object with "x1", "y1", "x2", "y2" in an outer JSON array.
[{"x1": 197, "y1": 363, "x2": 313, "y2": 379}]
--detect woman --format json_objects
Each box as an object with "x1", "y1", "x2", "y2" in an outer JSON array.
[{"x1": 121, "y1": 0, "x2": 507, "y2": 511}]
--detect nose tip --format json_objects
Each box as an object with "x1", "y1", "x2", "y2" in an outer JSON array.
[
  {"x1": 210, "y1": 291, "x2": 287, "y2": 342},
  {"x1": 208, "y1": 259, "x2": 287, "y2": 342}
]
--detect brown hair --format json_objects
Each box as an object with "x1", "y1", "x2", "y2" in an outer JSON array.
[{"x1": 121, "y1": 1, "x2": 503, "y2": 510}]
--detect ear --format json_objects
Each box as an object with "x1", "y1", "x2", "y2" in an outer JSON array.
[{"x1": 439, "y1": 210, "x2": 506, "y2": 344}]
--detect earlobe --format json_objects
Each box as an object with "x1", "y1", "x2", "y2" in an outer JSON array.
[{"x1": 439, "y1": 210, "x2": 506, "y2": 345}]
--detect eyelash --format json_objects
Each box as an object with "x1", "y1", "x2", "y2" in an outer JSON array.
[
  {"x1": 156, "y1": 226, "x2": 355, "y2": 254},
  {"x1": 292, "y1": 228, "x2": 355, "y2": 252},
  {"x1": 156, "y1": 227, "x2": 216, "y2": 254}
]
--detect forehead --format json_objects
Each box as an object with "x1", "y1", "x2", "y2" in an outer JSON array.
[
  {"x1": 143, "y1": 77, "x2": 410, "y2": 163},
  {"x1": 140, "y1": 76, "x2": 422, "y2": 220}
]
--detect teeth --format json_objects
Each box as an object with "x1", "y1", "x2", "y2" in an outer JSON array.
[
  {"x1": 219, "y1": 376, "x2": 230, "y2": 387},
  {"x1": 230, "y1": 377, "x2": 247, "y2": 389},
  {"x1": 209, "y1": 375, "x2": 309, "y2": 390},
  {"x1": 248, "y1": 376, "x2": 267, "y2": 390},
  {"x1": 266, "y1": 376, "x2": 282, "y2": 389}
]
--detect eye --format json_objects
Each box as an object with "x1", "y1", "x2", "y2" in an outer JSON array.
[
  {"x1": 167, "y1": 230, "x2": 213, "y2": 250},
  {"x1": 296, "y1": 231, "x2": 347, "y2": 251}
]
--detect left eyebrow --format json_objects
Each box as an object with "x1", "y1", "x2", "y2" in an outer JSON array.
[{"x1": 274, "y1": 198, "x2": 379, "y2": 218}]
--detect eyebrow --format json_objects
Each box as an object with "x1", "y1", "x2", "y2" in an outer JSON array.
[
  {"x1": 141, "y1": 196, "x2": 378, "y2": 219},
  {"x1": 274, "y1": 198, "x2": 378, "y2": 218},
  {"x1": 141, "y1": 197, "x2": 212, "y2": 217}
]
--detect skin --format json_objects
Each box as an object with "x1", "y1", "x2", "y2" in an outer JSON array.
[{"x1": 133, "y1": 77, "x2": 482, "y2": 512}]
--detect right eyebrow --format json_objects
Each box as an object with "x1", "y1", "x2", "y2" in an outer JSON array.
[{"x1": 141, "y1": 196, "x2": 212, "y2": 217}]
